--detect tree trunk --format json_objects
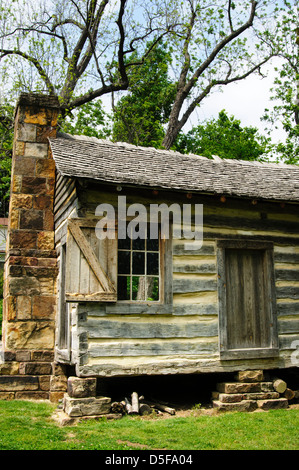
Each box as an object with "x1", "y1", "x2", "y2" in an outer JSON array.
[{"x1": 162, "y1": 92, "x2": 186, "y2": 150}]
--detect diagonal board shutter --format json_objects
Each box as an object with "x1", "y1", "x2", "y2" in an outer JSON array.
[{"x1": 65, "y1": 218, "x2": 117, "y2": 302}]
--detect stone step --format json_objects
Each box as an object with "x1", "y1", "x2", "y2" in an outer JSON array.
[
  {"x1": 63, "y1": 395, "x2": 112, "y2": 417},
  {"x1": 213, "y1": 400, "x2": 258, "y2": 413},
  {"x1": 216, "y1": 381, "x2": 274, "y2": 394},
  {"x1": 0, "y1": 375, "x2": 40, "y2": 391},
  {"x1": 212, "y1": 391, "x2": 280, "y2": 403},
  {"x1": 257, "y1": 398, "x2": 289, "y2": 411}
]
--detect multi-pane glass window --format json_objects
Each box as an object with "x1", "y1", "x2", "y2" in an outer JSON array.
[{"x1": 117, "y1": 224, "x2": 160, "y2": 301}]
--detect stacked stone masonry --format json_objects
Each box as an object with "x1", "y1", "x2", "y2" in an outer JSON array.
[
  {"x1": 0, "y1": 351, "x2": 67, "y2": 402},
  {"x1": 0, "y1": 94, "x2": 63, "y2": 401},
  {"x1": 63, "y1": 377, "x2": 112, "y2": 417},
  {"x1": 212, "y1": 370, "x2": 289, "y2": 412}
]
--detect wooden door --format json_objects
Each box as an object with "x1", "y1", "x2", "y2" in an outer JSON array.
[
  {"x1": 225, "y1": 248, "x2": 271, "y2": 350},
  {"x1": 217, "y1": 240, "x2": 278, "y2": 359}
]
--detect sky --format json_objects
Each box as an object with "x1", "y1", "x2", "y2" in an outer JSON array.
[{"x1": 186, "y1": 58, "x2": 286, "y2": 145}]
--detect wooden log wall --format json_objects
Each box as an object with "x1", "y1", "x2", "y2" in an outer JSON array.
[{"x1": 54, "y1": 180, "x2": 299, "y2": 376}]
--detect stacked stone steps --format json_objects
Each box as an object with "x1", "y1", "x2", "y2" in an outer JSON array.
[
  {"x1": 212, "y1": 370, "x2": 289, "y2": 412},
  {"x1": 62, "y1": 377, "x2": 113, "y2": 418}
]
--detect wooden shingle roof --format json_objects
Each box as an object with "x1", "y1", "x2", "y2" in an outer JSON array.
[{"x1": 49, "y1": 133, "x2": 299, "y2": 203}]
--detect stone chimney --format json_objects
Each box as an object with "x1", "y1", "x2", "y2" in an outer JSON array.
[{"x1": 0, "y1": 93, "x2": 65, "y2": 401}]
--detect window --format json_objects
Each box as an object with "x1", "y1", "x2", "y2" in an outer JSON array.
[
  {"x1": 117, "y1": 224, "x2": 160, "y2": 302},
  {"x1": 64, "y1": 217, "x2": 173, "y2": 313},
  {"x1": 217, "y1": 240, "x2": 278, "y2": 359}
]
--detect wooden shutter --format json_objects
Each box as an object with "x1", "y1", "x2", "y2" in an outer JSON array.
[{"x1": 65, "y1": 218, "x2": 117, "y2": 302}]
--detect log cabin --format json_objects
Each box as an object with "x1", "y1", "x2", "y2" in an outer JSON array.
[{"x1": 1, "y1": 93, "x2": 299, "y2": 402}]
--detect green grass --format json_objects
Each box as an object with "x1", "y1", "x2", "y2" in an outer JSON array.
[{"x1": 0, "y1": 400, "x2": 298, "y2": 450}]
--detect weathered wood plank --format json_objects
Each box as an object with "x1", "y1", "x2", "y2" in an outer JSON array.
[
  {"x1": 206, "y1": 231, "x2": 299, "y2": 245},
  {"x1": 277, "y1": 302, "x2": 299, "y2": 316},
  {"x1": 78, "y1": 353, "x2": 291, "y2": 377},
  {"x1": 77, "y1": 300, "x2": 219, "y2": 316},
  {"x1": 79, "y1": 227, "x2": 91, "y2": 294},
  {"x1": 54, "y1": 178, "x2": 76, "y2": 212},
  {"x1": 202, "y1": 214, "x2": 299, "y2": 234},
  {"x1": 173, "y1": 304, "x2": 218, "y2": 316},
  {"x1": 173, "y1": 243, "x2": 215, "y2": 256},
  {"x1": 173, "y1": 263, "x2": 216, "y2": 274},
  {"x1": 278, "y1": 319, "x2": 299, "y2": 334},
  {"x1": 276, "y1": 287, "x2": 299, "y2": 299},
  {"x1": 274, "y1": 253, "x2": 299, "y2": 264},
  {"x1": 279, "y1": 334, "x2": 299, "y2": 350},
  {"x1": 217, "y1": 241, "x2": 278, "y2": 354},
  {"x1": 173, "y1": 278, "x2": 217, "y2": 293},
  {"x1": 65, "y1": 228, "x2": 80, "y2": 294},
  {"x1": 84, "y1": 319, "x2": 219, "y2": 338},
  {"x1": 88, "y1": 340, "x2": 219, "y2": 357},
  {"x1": 275, "y1": 269, "x2": 299, "y2": 281},
  {"x1": 220, "y1": 348, "x2": 279, "y2": 360},
  {"x1": 68, "y1": 219, "x2": 116, "y2": 294},
  {"x1": 66, "y1": 292, "x2": 118, "y2": 302}
]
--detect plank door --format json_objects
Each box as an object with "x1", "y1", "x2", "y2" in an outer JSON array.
[{"x1": 218, "y1": 240, "x2": 278, "y2": 359}]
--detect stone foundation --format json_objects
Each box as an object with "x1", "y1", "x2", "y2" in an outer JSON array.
[{"x1": 0, "y1": 350, "x2": 67, "y2": 401}]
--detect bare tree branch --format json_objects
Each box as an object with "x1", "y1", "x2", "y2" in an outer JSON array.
[
  {"x1": 162, "y1": 0, "x2": 263, "y2": 149},
  {"x1": 0, "y1": 49, "x2": 55, "y2": 94},
  {"x1": 178, "y1": 56, "x2": 272, "y2": 133}
]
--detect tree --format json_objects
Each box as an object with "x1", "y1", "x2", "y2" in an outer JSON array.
[
  {"x1": 112, "y1": 43, "x2": 176, "y2": 147},
  {"x1": 61, "y1": 99, "x2": 111, "y2": 139},
  {"x1": 0, "y1": 104, "x2": 13, "y2": 217},
  {"x1": 261, "y1": 0, "x2": 298, "y2": 163},
  {"x1": 0, "y1": 0, "x2": 176, "y2": 112},
  {"x1": 175, "y1": 110, "x2": 271, "y2": 161},
  {"x1": 0, "y1": 0, "x2": 284, "y2": 148},
  {"x1": 161, "y1": 0, "x2": 281, "y2": 149}
]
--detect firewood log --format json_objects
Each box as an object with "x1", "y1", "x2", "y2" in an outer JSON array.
[
  {"x1": 284, "y1": 388, "x2": 295, "y2": 400},
  {"x1": 131, "y1": 392, "x2": 139, "y2": 414},
  {"x1": 125, "y1": 397, "x2": 133, "y2": 414},
  {"x1": 144, "y1": 400, "x2": 175, "y2": 415},
  {"x1": 139, "y1": 403, "x2": 152, "y2": 415},
  {"x1": 273, "y1": 378, "x2": 287, "y2": 394},
  {"x1": 111, "y1": 401, "x2": 126, "y2": 414}
]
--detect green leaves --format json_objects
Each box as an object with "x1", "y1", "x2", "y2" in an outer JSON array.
[
  {"x1": 0, "y1": 103, "x2": 13, "y2": 217},
  {"x1": 260, "y1": 0, "x2": 298, "y2": 163},
  {"x1": 60, "y1": 99, "x2": 111, "y2": 139},
  {"x1": 174, "y1": 110, "x2": 271, "y2": 161},
  {"x1": 112, "y1": 43, "x2": 176, "y2": 148}
]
